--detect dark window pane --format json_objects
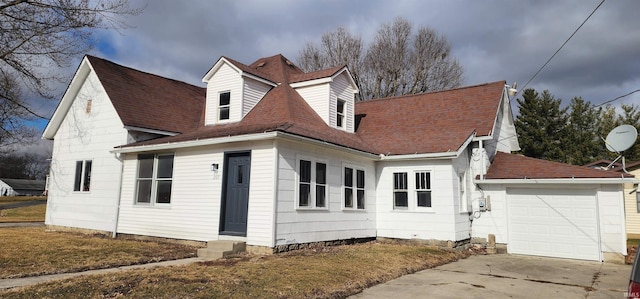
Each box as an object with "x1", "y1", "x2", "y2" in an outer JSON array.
[
  {"x1": 156, "y1": 181, "x2": 172, "y2": 204},
  {"x1": 337, "y1": 114, "x2": 343, "y2": 127},
  {"x1": 316, "y1": 163, "x2": 326, "y2": 185},
  {"x1": 357, "y1": 170, "x2": 365, "y2": 188},
  {"x1": 394, "y1": 172, "x2": 407, "y2": 189},
  {"x1": 219, "y1": 106, "x2": 230, "y2": 120},
  {"x1": 337, "y1": 100, "x2": 345, "y2": 113},
  {"x1": 299, "y1": 184, "x2": 310, "y2": 206},
  {"x1": 416, "y1": 172, "x2": 431, "y2": 189},
  {"x1": 157, "y1": 155, "x2": 174, "y2": 178},
  {"x1": 74, "y1": 161, "x2": 83, "y2": 191},
  {"x1": 357, "y1": 190, "x2": 365, "y2": 209},
  {"x1": 83, "y1": 160, "x2": 92, "y2": 191},
  {"x1": 344, "y1": 167, "x2": 353, "y2": 187},
  {"x1": 394, "y1": 191, "x2": 408, "y2": 207},
  {"x1": 237, "y1": 164, "x2": 244, "y2": 184},
  {"x1": 138, "y1": 155, "x2": 154, "y2": 178},
  {"x1": 345, "y1": 188, "x2": 353, "y2": 208},
  {"x1": 417, "y1": 191, "x2": 432, "y2": 207},
  {"x1": 219, "y1": 92, "x2": 230, "y2": 106},
  {"x1": 300, "y1": 160, "x2": 311, "y2": 183},
  {"x1": 316, "y1": 185, "x2": 326, "y2": 207},
  {"x1": 136, "y1": 180, "x2": 152, "y2": 203}
]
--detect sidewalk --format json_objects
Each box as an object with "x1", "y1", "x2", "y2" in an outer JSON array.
[{"x1": 0, "y1": 257, "x2": 205, "y2": 290}]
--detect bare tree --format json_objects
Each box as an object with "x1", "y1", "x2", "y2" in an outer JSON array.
[
  {"x1": 297, "y1": 26, "x2": 365, "y2": 100},
  {"x1": 0, "y1": 0, "x2": 143, "y2": 150},
  {"x1": 297, "y1": 17, "x2": 463, "y2": 100}
]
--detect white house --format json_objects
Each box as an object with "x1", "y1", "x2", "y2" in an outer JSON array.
[{"x1": 42, "y1": 54, "x2": 634, "y2": 262}]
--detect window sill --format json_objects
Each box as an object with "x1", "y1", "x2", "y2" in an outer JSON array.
[
  {"x1": 391, "y1": 209, "x2": 436, "y2": 214},
  {"x1": 295, "y1": 207, "x2": 329, "y2": 212},
  {"x1": 132, "y1": 204, "x2": 172, "y2": 209},
  {"x1": 342, "y1": 208, "x2": 367, "y2": 212}
]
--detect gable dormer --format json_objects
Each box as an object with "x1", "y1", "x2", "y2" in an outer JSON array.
[
  {"x1": 291, "y1": 67, "x2": 359, "y2": 133},
  {"x1": 202, "y1": 57, "x2": 276, "y2": 126}
]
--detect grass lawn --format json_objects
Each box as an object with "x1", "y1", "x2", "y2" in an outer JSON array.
[
  {"x1": 0, "y1": 227, "x2": 199, "y2": 279},
  {"x1": 0, "y1": 204, "x2": 46, "y2": 222},
  {"x1": 0, "y1": 241, "x2": 472, "y2": 299}
]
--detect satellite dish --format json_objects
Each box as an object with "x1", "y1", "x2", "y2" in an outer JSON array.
[{"x1": 605, "y1": 124, "x2": 638, "y2": 153}]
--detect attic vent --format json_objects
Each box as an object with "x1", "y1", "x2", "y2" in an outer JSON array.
[
  {"x1": 256, "y1": 62, "x2": 266, "y2": 68},
  {"x1": 285, "y1": 60, "x2": 294, "y2": 66}
]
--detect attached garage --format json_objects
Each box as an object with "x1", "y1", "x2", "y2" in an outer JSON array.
[
  {"x1": 507, "y1": 188, "x2": 600, "y2": 261},
  {"x1": 472, "y1": 152, "x2": 635, "y2": 262}
]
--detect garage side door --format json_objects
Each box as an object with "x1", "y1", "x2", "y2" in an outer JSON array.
[{"x1": 507, "y1": 188, "x2": 600, "y2": 261}]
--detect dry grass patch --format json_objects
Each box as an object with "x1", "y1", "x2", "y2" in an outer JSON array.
[
  {"x1": 0, "y1": 227, "x2": 198, "y2": 279},
  {"x1": 0, "y1": 204, "x2": 46, "y2": 222},
  {"x1": 1, "y1": 241, "x2": 476, "y2": 299},
  {"x1": 0, "y1": 196, "x2": 46, "y2": 205}
]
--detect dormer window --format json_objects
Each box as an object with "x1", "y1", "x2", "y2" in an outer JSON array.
[
  {"x1": 337, "y1": 99, "x2": 345, "y2": 128},
  {"x1": 219, "y1": 91, "x2": 230, "y2": 120}
]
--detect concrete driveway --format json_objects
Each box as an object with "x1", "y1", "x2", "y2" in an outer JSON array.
[{"x1": 351, "y1": 254, "x2": 631, "y2": 299}]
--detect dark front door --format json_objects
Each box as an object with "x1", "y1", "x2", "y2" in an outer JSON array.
[{"x1": 220, "y1": 152, "x2": 251, "y2": 236}]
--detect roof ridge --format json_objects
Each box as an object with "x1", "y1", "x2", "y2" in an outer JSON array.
[
  {"x1": 86, "y1": 55, "x2": 204, "y2": 90},
  {"x1": 356, "y1": 80, "x2": 507, "y2": 104}
]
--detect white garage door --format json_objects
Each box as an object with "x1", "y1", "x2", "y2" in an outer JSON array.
[{"x1": 507, "y1": 188, "x2": 600, "y2": 261}]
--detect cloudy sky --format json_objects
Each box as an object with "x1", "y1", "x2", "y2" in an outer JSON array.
[{"x1": 34, "y1": 0, "x2": 640, "y2": 133}]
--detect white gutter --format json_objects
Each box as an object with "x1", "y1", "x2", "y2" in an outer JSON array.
[
  {"x1": 111, "y1": 132, "x2": 280, "y2": 154},
  {"x1": 380, "y1": 133, "x2": 475, "y2": 161},
  {"x1": 123, "y1": 126, "x2": 179, "y2": 136},
  {"x1": 276, "y1": 132, "x2": 379, "y2": 159},
  {"x1": 475, "y1": 177, "x2": 638, "y2": 185}
]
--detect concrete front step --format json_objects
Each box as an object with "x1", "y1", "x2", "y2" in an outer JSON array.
[{"x1": 197, "y1": 240, "x2": 246, "y2": 260}]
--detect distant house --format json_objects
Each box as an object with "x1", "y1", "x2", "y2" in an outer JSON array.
[
  {"x1": 42, "y1": 54, "x2": 634, "y2": 262},
  {"x1": 0, "y1": 179, "x2": 46, "y2": 196}
]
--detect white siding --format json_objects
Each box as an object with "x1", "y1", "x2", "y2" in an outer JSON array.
[
  {"x1": 243, "y1": 79, "x2": 271, "y2": 116},
  {"x1": 204, "y1": 63, "x2": 243, "y2": 125},
  {"x1": 294, "y1": 83, "x2": 330, "y2": 124},
  {"x1": 275, "y1": 139, "x2": 376, "y2": 245},
  {"x1": 452, "y1": 151, "x2": 473, "y2": 240},
  {"x1": 117, "y1": 140, "x2": 276, "y2": 246},
  {"x1": 329, "y1": 73, "x2": 355, "y2": 132},
  {"x1": 598, "y1": 184, "x2": 626, "y2": 254},
  {"x1": 46, "y1": 71, "x2": 127, "y2": 232},
  {"x1": 624, "y1": 169, "x2": 640, "y2": 236},
  {"x1": 376, "y1": 159, "x2": 463, "y2": 241}
]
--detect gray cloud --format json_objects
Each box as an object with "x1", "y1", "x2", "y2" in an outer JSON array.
[{"x1": 34, "y1": 0, "x2": 640, "y2": 123}]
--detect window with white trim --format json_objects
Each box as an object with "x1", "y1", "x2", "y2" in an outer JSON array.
[
  {"x1": 415, "y1": 171, "x2": 432, "y2": 208},
  {"x1": 336, "y1": 99, "x2": 345, "y2": 128},
  {"x1": 136, "y1": 154, "x2": 174, "y2": 205},
  {"x1": 344, "y1": 166, "x2": 365, "y2": 210},
  {"x1": 219, "y1": 91, "x2": 230, "y2": 120},
  {"x1": 73, "y1": 160, "x2": 92, "y2": 192},
  {"x1": 393, "y1": 172, "x2": 408, "y2": 208},
  {"x1": 636, "y1": 192, "x2": 640, "y2": 213},
  {"x1": 297, "y1": 159, "x2": 327, "y2": 208}
]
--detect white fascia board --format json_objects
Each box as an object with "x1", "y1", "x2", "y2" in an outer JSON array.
[
  {"x1": 242, "y1": 73, "x2": 277, "y2": 87},
  {"x1": 290, "y1": 77, "x2": 332, "y2": 88},
  {"x1": 123, "y1": 126, "x2": 179, "y2": 136},
  {"x1": 42, "y1": 57, "x2": 93, "y2": 139},
  {"x1": 111, "y1": 132, "x2": 280, "y2": 154},
  {"x1": 331, "y1": 67, "x2": 359, "y2": 93},
  {"x1": 202, "y1": 57, "x2": 234, "y2": 82},
  {"x1": 276, "y1": 132, "x2": 379, "y2": 159},
  {"x1": 380, "y1": 133, "x2": 475, "y2": 161},
  {"x1": 475, "y1": 177, "x2": 638, "y2": 185}
]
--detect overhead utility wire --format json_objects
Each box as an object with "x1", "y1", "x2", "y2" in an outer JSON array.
[
  {"x1": 514, "y1": 0, "x2": 606, "y2": 99},
  {"x1": 596, "y1": 89, "x2": 640, "y2": 107}
]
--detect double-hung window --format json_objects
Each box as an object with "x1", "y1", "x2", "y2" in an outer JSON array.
[
  {"x1": 136, "y1": 154, "x2": 174, "y2": 205},
  {"x1": 393, "y1": 172, "x2": 408, "y2": 208},
  {"x1": 298, "y1": 159, "x2": 327, "y2": 209},
  {"x1": 336, "y1": 99, "x2": 345, "y2": 128},
  {"x1": 73, "y1": 160, "x2": 92, "y2": 192},
  {"x1": 416, "y1": 171, "x2": 432, "y2": 208},
  {"x1": 219, "y1": 91, "x2": 230, "y2": 120},
  {"x1": 344, "y1": 166, "x2": 365, "y2": 210}
]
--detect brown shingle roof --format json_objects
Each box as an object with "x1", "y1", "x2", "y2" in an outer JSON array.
[
  {"x1": 485, "y1": 152, "x2": 632, "y2": 179},
  {"x1": 87, "y1": 55, "x2": 205, "y2": 134},
  {"x1": 354, "y1": 81, "x2": 505, "y2": 155}
]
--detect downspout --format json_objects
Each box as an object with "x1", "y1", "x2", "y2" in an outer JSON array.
[
  {"x1": 112, "y1": 153, "x2": 125, "y2": 238},
  {"x1": 479, "y1": 140, "x2": 485, "y2": 180}
]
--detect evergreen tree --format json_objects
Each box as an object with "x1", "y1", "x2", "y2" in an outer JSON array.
[
  {"x1": 597, "y1": 105, "x2": 620, "y2": 161},
  {"x1": 515, "y1": 89, "x2": 568, "y2": 162},
  {"x1": 615, "y1": 104, "x2": 640, "y2": 161},
  {"x1": 564, "y1": 97, "x2": 602, "y2": 165}
]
